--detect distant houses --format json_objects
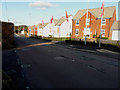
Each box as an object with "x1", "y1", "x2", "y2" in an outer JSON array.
[
  {"x1": 28, "y1": 15, "x2": 73, "y2": 38},
  {"x1": 27, "y1": 6, "x2": 119, "y2": 41},
  {"x1": 37, "y1": 23, "x2": 42, "y2": 36},
  {"x1": 28, "y1": 25, "x2": 37, "y2": 37}
]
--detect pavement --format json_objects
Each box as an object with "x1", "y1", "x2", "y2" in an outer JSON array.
[
  {"x1": 54, "y1": 41, "x2": 120, "y2": 60},
  {"x1": 2, "y1": 49, "x2": 30, "y2": 89},
  {"x1": 11, "y1": 35, "x2": 119, "y2": 88}
]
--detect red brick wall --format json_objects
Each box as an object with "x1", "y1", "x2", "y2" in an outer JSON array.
[
  {"x1": 109, "y1": 8, "x2": 116, "y2": 40},
  {"x1": 28, "y1": 27, "x2": 30, "y2": 36},
  {"x1": 31, "y1": 26, "x2": 37, "y2": 36}
]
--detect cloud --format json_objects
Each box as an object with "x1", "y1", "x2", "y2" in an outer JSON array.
[{"x1": 29, "y1": 0, "x2": 57, "y2": 9}]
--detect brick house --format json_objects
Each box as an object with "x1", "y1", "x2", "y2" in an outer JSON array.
[
  {"x1": 27, "y1": 26, "x2": 32, "y2": 37},
  {"x1": 72, "y1": 6, "x2": 116, "y2": 40},
  {"x1": 28, "y1": 25, "x2": 37, "y2": 37}
]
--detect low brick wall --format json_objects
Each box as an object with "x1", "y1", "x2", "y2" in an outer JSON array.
[
  {"x1": 2, "y1": 22, "x2": 14, "y2": 49},
  {"x1": 72, "y1": 37, "x2": 120, "y2": 46},
  {"x1": 101, "y1": 40, "x2": 117, "y2": 44}
]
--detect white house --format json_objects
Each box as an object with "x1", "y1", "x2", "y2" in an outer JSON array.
[
  {"x1": 111, "y1": 21, "x2": 120, "y2": 41},
  {"x1": 42, "y1": 19, "x2": 59, "y2": 37},
  {"x1": 54, "y1": 15, "x2": 73, "y2": 38},
  {"x1": 37, "y1": 22, "x2": 49, "y2": 37},
  {"x1": 37, "y1": 24, "x2": 43, "y2": 36},
  {"x1": 44, "y1": 15, "x2": 73, "y2": 38}
]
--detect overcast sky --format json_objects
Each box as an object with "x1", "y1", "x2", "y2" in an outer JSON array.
[{"x1": 1, "y1": 0, "x2": 119, "y2": 26}]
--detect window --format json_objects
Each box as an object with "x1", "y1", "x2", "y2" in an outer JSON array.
[
  {"x1": 101, "y1": 19, "x2": 106, "y2": 25},
  {"x1": 75, "y1": 29, "x2": 79, "y2": 35},
  {"x1": 101, "y1": 29, "x2": 105, "y2": 37},
  {"x1": 86, "y1": 19, "x2": 90, "y2": 25},
  {"x1": 76, "y1": 20, "x2": 79, "y2": 25}
]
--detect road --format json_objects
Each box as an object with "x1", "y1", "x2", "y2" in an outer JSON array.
[{"x1": 14, "y1": 35, "x2": 119, "y2": 88}]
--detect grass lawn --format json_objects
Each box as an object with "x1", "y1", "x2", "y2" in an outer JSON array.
[{"x1": 42, "y1": 37, "x2": 71, "y2": 41}]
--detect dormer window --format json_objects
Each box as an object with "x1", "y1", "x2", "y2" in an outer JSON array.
[
  {"x1": 101, "y1": 19, "x2": 106, "y2": 25},
  {"x1": 76, "y1": 20, "x2": 79, "y2": 25}
]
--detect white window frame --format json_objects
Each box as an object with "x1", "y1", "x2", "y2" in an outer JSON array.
[
  {"x1": 76, "y1": 20, "x2": 79, "y2": 26},
  {"x1": 86, "y1": 18, "x2": 90, "y2": 25},
  {"x1": 101, "y1": 19, "x2": 106, "y2": 25},
  {"x1": 101, "y1": 29, "x2": 105, "y2": 37},
  {"x1": 75, "y1": 29, "x2": 79, "y2": 35}
]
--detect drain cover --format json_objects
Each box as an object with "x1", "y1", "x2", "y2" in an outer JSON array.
[{"x1": 88, "y1": 65, "x2": 97, "y2": 71}]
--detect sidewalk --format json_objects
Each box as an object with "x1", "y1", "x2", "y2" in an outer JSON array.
[
  {"x1": 54, "y1": 41, "x2": 120, "y2": 60},
  {"x1": 2, "y1": 49, "x2": 30, "y2": 89}
]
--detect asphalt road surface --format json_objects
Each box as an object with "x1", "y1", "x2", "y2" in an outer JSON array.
[{"x1": 14, "y1": 35, "x2": 119, "y2": 88}]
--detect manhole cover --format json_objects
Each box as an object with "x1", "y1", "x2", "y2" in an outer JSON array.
[
  {"x1": 54, "y1": 56, "x2": 65, "y2": 60},
  {"x1": 21, "y1": 64, "x2": 31, "y2": 68},
  {"x1": 70, "y1": 45, "x2": 74, "y2": 47},
  {"x1": 72, "y1": 59, "x2": 75, "y2": 62}
]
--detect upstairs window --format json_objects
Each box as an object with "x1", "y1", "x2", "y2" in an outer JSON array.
[
  {"x1": 76, "y1": 20, "x2": 79, "y2": 25},
  {"x1": 101, "y1": 19, "x2": 106, "y2": 25}
]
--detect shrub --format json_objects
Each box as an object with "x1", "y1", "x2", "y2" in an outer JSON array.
[
  {"x1": 116, "y1": 41, "x2": 120, "y2": 47},
  {"x1": 49, "y1": 35, "x2": 52, "y2": 38},
  {"x1": 97, "y1": 35, "x2": 108, "y2": 40},
  {"x1": 101, "y1": 37, "x2": 108, "y2": 40},
  {"x1": 93, "y1": 34, "x2": 97, "y2": 38},
  {"x1": 2, "y1": 72, "x2": 17, "y2": 90}
]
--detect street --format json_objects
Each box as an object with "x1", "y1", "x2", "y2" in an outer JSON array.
[{"x1": 14, "y1": 35, "x2": 119, "y2": 88}]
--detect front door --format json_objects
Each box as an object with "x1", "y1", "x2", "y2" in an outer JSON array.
[{"x1": 83, "y1": 28, "x2": 91, "y2": 38}]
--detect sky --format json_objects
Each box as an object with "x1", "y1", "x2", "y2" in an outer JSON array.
[{"x1": 1, "y1": 0, "x2": 120, "y2": 26}]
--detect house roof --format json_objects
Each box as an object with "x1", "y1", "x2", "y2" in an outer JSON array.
[
  {"x1": 73, "y1": 6, "x2": 116, "y2": 20},
  {"x1": 30, "y1": 25, "x2": 37, "y2": 30},
  {"x1": 37, "y1": 22, "x2": 49, "y2": 28},
  {"x1": 111, "y1": 21, "x2": 120, "y2": 30},
  {"x1": 57, "y1": 16, "x2": 66, "y2": 25},
  {"x1": 56, "y1": 15, "x2": 72, "y2": 25},
  {"x1": 53, "y1": 19, "x2": 59, "y2": 25},
  {"x1": 37, "y1": 24, "x2": 42, "y2": 28},
  {"x1": 44, "y1": 22, "x2": 49, "y2": 27}
]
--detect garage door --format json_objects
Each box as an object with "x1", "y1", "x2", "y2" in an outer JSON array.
[{"x1": 112, "y1": 30, "x2": 120, "y2": 40}]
